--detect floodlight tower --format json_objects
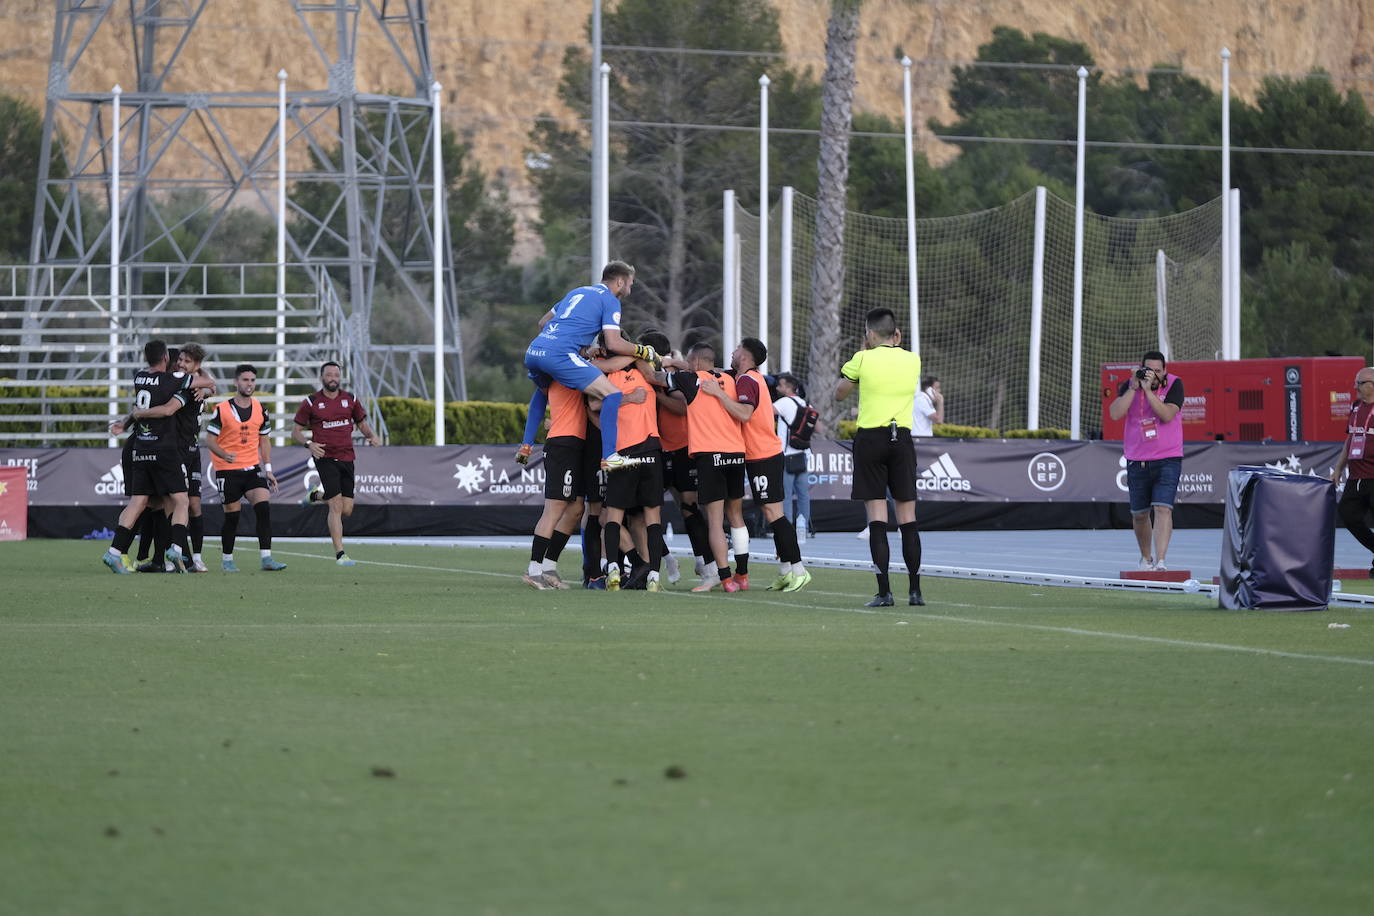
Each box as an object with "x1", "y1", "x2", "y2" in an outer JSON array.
[{"x1": 24, "y1": 0, "x2": 465, "y2": 399}]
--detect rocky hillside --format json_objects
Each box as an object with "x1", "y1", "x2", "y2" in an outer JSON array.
[{"x1": 3, "y1": 0, "x2": 1370, "y2": 251}]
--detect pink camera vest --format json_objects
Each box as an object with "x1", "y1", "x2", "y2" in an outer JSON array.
[{"x1": 1122, "y1": 374, "x2": 1183, "y2": 461}]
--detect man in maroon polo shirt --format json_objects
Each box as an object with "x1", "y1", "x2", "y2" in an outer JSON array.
[
  {"x1": 293, "y1": 361, "x2": 382, "y2": 566},
  {"x1": 1331, "y1": 366, "x2": 1374, "y2": 573}
]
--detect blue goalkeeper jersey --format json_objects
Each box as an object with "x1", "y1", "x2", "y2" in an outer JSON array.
[{"x1": 529, "y1": 283, "x2": 622, "y2": 354}]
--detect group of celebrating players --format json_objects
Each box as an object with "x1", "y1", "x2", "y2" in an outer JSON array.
[
  {"x1": 99, "y1": 340, "x2": 379, "y2": 574},
  {"x1": 518, "y1": 260, "x2": 811, "y2": 594},
  {"x1": 94, "y1": 259, "x2": 928, "y2": 609}
]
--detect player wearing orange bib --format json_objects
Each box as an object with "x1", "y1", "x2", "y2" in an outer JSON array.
[
  {"x1": 522, "y1": 382, "x2": 589, "y2": 590},
  {"x1": 665, "y1": 342, "x2": 746, "y2": 593},
  {"x1": 205, "y1": 364, "x2": 286, "y2": 573},
  {"x1": 725, "y1": 338, "x2": 809, "y2": 592},
  {"x1": 592, "y1": 359, "x2": 666, "y2": 591}
]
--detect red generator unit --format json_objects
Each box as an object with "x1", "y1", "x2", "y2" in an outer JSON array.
[{"x1": 1100, "y1": 357, "x2": 1363, "y2": 442}]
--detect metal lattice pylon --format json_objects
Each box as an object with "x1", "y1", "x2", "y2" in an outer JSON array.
[{"x1": 23, "y1": 0, "x2": 465, "y2": 401}]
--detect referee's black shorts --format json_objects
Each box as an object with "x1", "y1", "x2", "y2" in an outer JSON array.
[{"x1": 850, "y1": 426, "x2": 918, "y2": 502}]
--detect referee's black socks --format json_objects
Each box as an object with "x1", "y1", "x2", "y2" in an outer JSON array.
[
  {"x1": 868, "y1": 521, "x2": 890, "y2": 595},
  {"x1": 898, "y1": 522, "x2": 922, "y2": 594}
]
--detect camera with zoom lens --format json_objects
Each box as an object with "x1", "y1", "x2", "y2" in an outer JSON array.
[{"x1": 1135, "y1": 368, "x2": 1150, "y2": 380}]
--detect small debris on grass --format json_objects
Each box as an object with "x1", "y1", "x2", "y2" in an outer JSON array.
[
  {"x1": 107, "y1": 769, "x2": 118, "y2": 777},
  {"x1": 104, "y1": 826, "x2": 120, "y2": 837},
  {"x1": 370, "y1": 766, "x2": 396, "y2": 778},
  {"x1": 151, "y1": 826, "x2": 165, "y2": 836},
  {"x1": 221, "y1": 739, "x2": 232, "y2": 748},
  {"x1": 612, "y1": 778, "x2": 628, "y2": 787},
  {"x1": 664, "y1": 765, "x2": 687, "y2": 780},
  {"x1": 1329, "y1": 623, "x2": 1352, "y2": 629},
  {"x1": 131, "y1": 727, "x2": 140, "y2": 733}
]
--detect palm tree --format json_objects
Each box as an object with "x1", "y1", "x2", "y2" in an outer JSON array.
[{"x1": 807, "y1": 0, "x2": 862, "y2": 427}]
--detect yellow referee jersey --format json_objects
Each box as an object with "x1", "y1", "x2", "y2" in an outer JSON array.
[{"x1": 840, "y1": 345, "x2": 922, "y2": 429}]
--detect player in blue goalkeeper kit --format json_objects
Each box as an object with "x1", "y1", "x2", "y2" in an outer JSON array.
[{"x1": 519, "y1": 260, "x2": 660, "y2": 471}]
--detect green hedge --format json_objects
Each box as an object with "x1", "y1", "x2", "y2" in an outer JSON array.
[
  {"x1": 0, "y1": 383, "x2": 110, "y2": 446},
  {"x1": 834, "y1": 419, "x2": 1070, "y2": 440},
  {"x1": 379, "y1": 397, "x2": 532, "y2": 446}
]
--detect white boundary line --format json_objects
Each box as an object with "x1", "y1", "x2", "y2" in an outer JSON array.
[
  {"x1": 267, "y1": 547, "x2": 1374, "y2": 669},
  {"x1": 270, "y1": 536, "x2": 1374, "y2": 607}
]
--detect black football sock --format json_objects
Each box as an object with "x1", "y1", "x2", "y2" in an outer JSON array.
[
  {"x1": 111, "y1": 524, "x2": 135, "y2": 554},
  {"x1": 222, "y1": 510, "x2": 240, "y2": 556},
  {"x1": 682, "y1": 505, "x2": 709, "y2": 564},
  {"x1": 734, "y1": 551, "x2": 749, "y2": 575},
  {"x1": 170, "y1": 523, "x2": 190, "y2": 559},
  {"x1": 155, "y1": 512, "x2": 173, "y2": 561},
  {"x1": 626, "y1": 548, "x2": 645, "y2": 569},
  {"x1": 189, "y1": 513, "x2": 204, "y2": 555},
  {"x1": 254, "y1": 502, "x2": 273, "y2": 551},
  {"x1": 868, "y1": 521, "x2": 890, "y2": 593},
  {"x1": 530, "y1": 534, "x2": 551, "y2": 564},
  {"x1": 546, "y1": 530, "x2": 571, "y2": 561},
  {"x1": 646, "y1": 523, "x2": 664, "y2": 573},
  {"x1": 770, "y1": 517, "x2": 801, "y2": 564},
  {"x1": 582, "y1": 516, "x2": 602, "y2": 580},
  {"x1": 135, "y1": 508, "x2": 157, "y2": 561},
  {"x1": 602, "y1": 521, "x2": 623, "y2": 574},
  {"x1": 899, "y1": 522, "x2": 923, "y2": 593}
]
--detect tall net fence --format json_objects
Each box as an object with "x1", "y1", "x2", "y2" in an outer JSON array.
[{"x1": 731, "y1": 189, "x2": 1223, "y2": 435}]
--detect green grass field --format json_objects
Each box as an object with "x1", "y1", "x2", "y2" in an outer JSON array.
[{"x1": 4, "y1": 540, "x2": 1373, "y2": 915}]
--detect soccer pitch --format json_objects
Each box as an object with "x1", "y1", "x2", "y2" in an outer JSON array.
[{"x1": 4, "y1": 541, "x2": 1373, "y2": 915}]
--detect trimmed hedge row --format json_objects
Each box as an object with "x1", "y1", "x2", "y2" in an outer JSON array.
[
  {"x1": 379, "y1": 397, "x2": 532, "y2": 446},
  {"x1": 0, "y1": 386, "x2": 1073, "y2": 447},
  {"x1": 0, "y1": 384, "x2": 110, "y2": 446},
  {"x1": 834, "y1": 419, "x2": 1070, "y2": 440}
]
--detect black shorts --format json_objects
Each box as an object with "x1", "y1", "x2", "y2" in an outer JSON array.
[
  {"x1": 664, "y1": 447, "x2": 697, "y2": 494},
  {"x1": 121, "y1": 441, "x2": 135, "y2": 498},
  {"x1": 182, "y1": 448, "x2": 203, "y2": 499},
  {"x1": 317, "y1": 457, "x2": 356, "y2": 500},
  {"x1": 580, "y1": 437, "x2": 607, "y2": 504},
  {"x1": 605, "y1": 451, "x2": 664, "y2": 511},
  {"x1": 542, "y1": 439, "x2": 585, "y2": 503},
  {"x1": 746, "y1": 453, "x2": 785, "y2": 505},
  {"x1": 851, "y1": 426, "x2": 918, "y2": 502},
  {"x1": 695, "y1": 452, "x2": 746, "y2": 504},
  {"x1": 128, "y1": 449, "x2": 188, "y2": 497},
  {"x1": 217, "y1": 467, "x2": 269, "y2": 505}
]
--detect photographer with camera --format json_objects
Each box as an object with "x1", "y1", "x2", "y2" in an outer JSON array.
[{"x1": 1109, "y1": 351, "x2": 1185, "y2": 571}]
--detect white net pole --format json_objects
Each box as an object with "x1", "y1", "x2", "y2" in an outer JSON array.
[
  {"x1": 108, "y1": 84, "x2": 122, "y2": 447},
  {"x1": 722, "y1": 190, "x2": 736, "y2": 350},
  {"x1": 431, "y1": 79, "x2": 445, "y2": 445},
  {"x1": 901, "y1": 56, "x2": 920, "y2": 353},
  {"x1": 1028, "y1": 186, "x2": 1046, "y2": 431},
  {"x1": 1071, "y1": 67, "x2": 1088, "y2": 440},
  {"x1": 780, "y1": 186, "x2": 794, "y2": 372},
  {"x1": 276, "y1": 69, "x2": 289, "y2": 446},
  {"x1": 1220, "y1": 48, "x2": 1233, "y2": 359},
  {"x1": 758, "y1": 74, "x2": 770, "y2": 357},
  {"x1": 1156, "y1": 249, "x2": 1170, "y2": 360},
  {"x1": 1230, "y1": 188, "x2": 1242, "y2": 357}
]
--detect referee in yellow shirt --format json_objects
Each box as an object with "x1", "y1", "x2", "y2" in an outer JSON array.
[{"x1": 835, "y1": 307, "x2": 925, "y2": 607}]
